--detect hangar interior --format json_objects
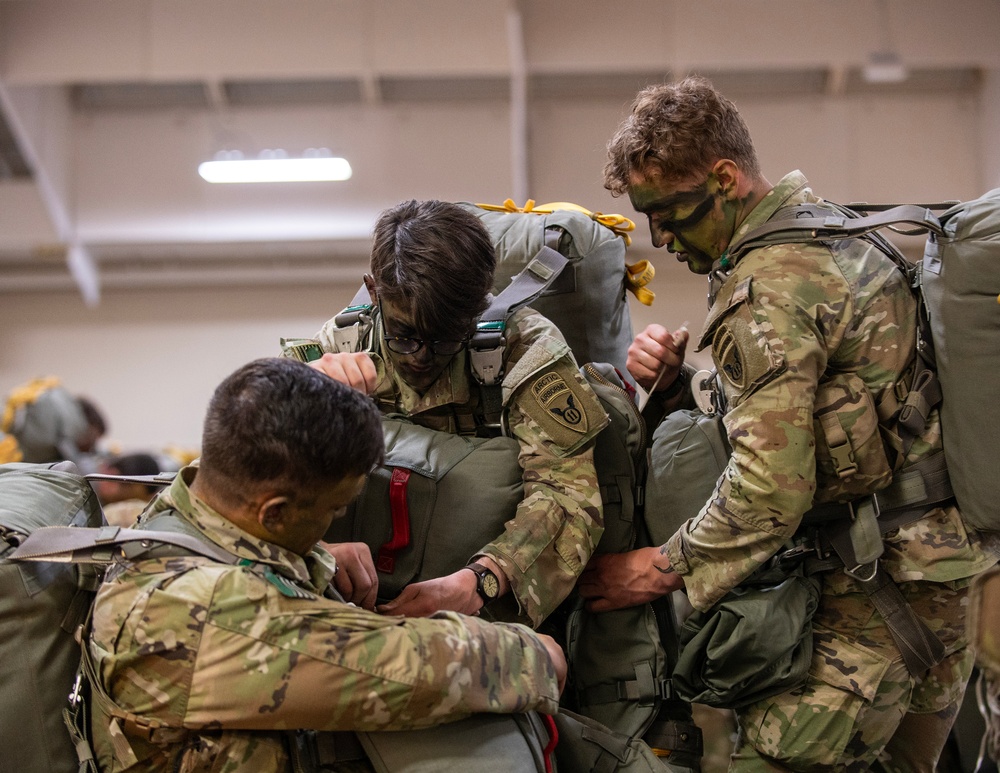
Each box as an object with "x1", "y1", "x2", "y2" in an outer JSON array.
[{"x1": 1, "y1": 0, "x2": 998, "y2": 450}]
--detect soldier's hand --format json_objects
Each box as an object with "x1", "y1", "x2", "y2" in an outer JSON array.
[
  {"x1": 320, "y1": 541, "x2": 379, "y2": 610},
  {"x1": 309, "y1": 352, "x2": 378, "y2": 394},
  {"x1": 535, "y1": 634, "x2": 568, "y2": 695},
  {"x1": 376, "y1": 570, "x2": 480, "y2": 617},
  {"x1": 627, "y1": 323, "x2": 689, "y2": 395},
  {"x1": 577, "y1": 546, "x2": 684, "y2": 612}
]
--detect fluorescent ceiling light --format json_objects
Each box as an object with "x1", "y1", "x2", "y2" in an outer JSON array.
[
  {"x1": 862, "y1": 51, "x2": 909, "y2": 84},
  {"x1": 198, "y1": 150, "x2": 352, "y2": 183}
]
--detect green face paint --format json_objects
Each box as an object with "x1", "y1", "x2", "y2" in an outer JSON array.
[{"x1": 628, "y1": 172, "x2": 735, "y2": 275}]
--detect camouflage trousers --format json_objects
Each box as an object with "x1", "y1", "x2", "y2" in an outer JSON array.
[{"x1": 729, "y1": 573, "x2": 975, "y2": 772}]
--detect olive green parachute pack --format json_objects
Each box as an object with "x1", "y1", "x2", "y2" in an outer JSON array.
[
  {"x1": 460, "y1": 199, "x2": 655, "y2": 388},
  {"x1": 0, "y1": 462, "x2": 235, "y2": 773}
]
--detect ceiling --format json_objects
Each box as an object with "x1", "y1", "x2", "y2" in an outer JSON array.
[{"x1": 1, "y1": 0, "x2": 998, "y2": 304}]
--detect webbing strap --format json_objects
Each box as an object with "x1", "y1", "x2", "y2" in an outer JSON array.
[
  {"x1": 824, "y1": 525, "x2": 946, "y2": 675},
  {"x1": 377, "y1": 468, "x2": 412, "y2": 573},
  {"x1": 9, "y1": 524, "x2": 240, "y2": 565},
  {"x1": 727, "y1": 204, "x2": 945, "y2": 263}
]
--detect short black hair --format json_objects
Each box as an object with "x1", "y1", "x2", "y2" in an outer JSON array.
[{"x1": 199, "y1": 358, "x2": 383, "y2": 501}]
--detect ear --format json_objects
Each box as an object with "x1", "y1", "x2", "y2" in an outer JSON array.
[
  {"x1": 363, "y1": 274, "x2": 378, "y2": 306},
  {"x1": 257, "y1": 495, "x2": 290, "y2": 536},
  {"x1": 711, "y1": 159, "x2": 741, "y2": 201}
]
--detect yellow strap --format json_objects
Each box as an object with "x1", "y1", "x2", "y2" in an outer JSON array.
[
  {"x1": 163, "y1": 444, "x2": 200, "y2": 467},
  {"x1": 625, "y1": 260, "x2": 656, "y2": 306},
  {"x1": 0, "y1": 434, "x2": 23, "y2": 464},
  {"x1": 1, "y1": 376, "x2": 61, "y2": 433},
  {"x1": 473, "y1": 199, "x2": 636, "y2": 245}
]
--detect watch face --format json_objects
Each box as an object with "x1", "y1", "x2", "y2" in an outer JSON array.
[{"x1": 480, "y1": 571, "x2": 500, "y2": 600}]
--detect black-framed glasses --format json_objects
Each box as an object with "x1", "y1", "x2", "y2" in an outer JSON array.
[{"x1": 382, "y1": 334, "x2": 469, "y2": 357}]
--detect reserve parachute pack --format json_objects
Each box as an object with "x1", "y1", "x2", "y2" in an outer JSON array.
[
  {"x1": 460, "y1": 199, "x2": 651, "y2": 387},
  {"x1": 724, "y1": 188, "x2": 1000, "y2": 535}
]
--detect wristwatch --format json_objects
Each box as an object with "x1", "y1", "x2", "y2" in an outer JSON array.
[{"x1": 466, "y1": 562, "x2": 501, "y2": 605}]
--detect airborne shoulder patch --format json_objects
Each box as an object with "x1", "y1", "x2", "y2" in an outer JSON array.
[
  {"x1": 711, "y1": 306, "x2": 781, "y2": 404},
  {"x1": 512, "y1": 362, "x2": 608, "y2": 456},
  {"x1": 531, "y1": 372, "x2": 588, "y2": 433}
]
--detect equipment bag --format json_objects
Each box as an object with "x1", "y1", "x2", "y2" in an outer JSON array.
[
  {"x1": 0, "y1": 462, "x2": 236, "y2": 773},
  {"x1": 920, "y1": 190, "x2": 1000, "y2": 532},
  {"x1": 0, "y1": 462, "x2": 104, "y2": 773},
  {"x1": 461, "y1": 199, "x2": 648, "y2": 386}
]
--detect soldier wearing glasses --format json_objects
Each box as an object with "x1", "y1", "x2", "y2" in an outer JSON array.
[{"x1": 292, "y1": 199, "x2": 607, "y2": 630}]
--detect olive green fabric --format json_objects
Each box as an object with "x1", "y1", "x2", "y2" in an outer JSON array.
[
  {"x1": 553, "y1": 709, "x2": 693, "y2": 773},
  {"x1": 672, "y1": 567, "x2": 821, "y2": 710},
  {"x1": 644, "y1": 409, "x2": 730, "y2": 546},
  {"x1": 359, "y1": 713, "x2": 551, "y2": 773},
  {"x1": 0, "y1": 462, "x2": 104, "y2": 773},
  {"x1": 564, "y1": 364, "x2": 669, "y2": 742},
  {"x1": 325, "y1": 418, "x2": 523, "y2": 604},
  {"x1": 461, "y1": 203, "x2": 636, "y2": 386},
  {"x1": 921, "y1": 188, "x2": 1000, "y2": 533}
]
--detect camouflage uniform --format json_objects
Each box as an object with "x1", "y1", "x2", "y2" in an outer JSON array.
[
  {"x1": 662, "y1": 172, "x2": 999, "y2": 771},
  {"x1": 88, "y1": 467, "x2": 562, "y2": 773},
  {"x1": 311, "y1": 305, "x2": 607, "y2": 627}
]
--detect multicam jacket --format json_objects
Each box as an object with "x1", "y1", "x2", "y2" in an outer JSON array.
[
  {"x1": 664, "y1": 171, "x2": 998, "y2": 611},
  {"x1": 88, "y1": 468, "x2": 561, "y2": 773},
  {"x1": 312, "y1": 305, "x2": 608, "y2": 627}
]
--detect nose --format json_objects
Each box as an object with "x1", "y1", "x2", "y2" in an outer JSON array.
[{"x1": 651, "y1": 229, "x2": 677, "y2": 251}]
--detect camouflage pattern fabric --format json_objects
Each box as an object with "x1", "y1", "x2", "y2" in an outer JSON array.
[
  {"x1": 314, "y1": 306, "x2": 606, "y2": 626},
  {"x1": 660, "y1": 172, "x2": 999, "y2": 769},
  {"x1": 88, "y1": 468, "x2": 561, "y2": 773}
]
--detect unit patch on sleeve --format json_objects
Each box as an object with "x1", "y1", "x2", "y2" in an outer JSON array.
[{"x1": 531, "y1": 372, "x2": 588, "y2": 433}]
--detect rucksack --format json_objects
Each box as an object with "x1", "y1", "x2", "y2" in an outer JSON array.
[
  {"x1": 460, "y1": 199, "x2": 650, "y2": 387},
  {"x1": 724, "y1": 188, "x2": 1000, "y2": 535},
  {"x1": 0, "y1": 462, "x2": 233, "y2": 773}
]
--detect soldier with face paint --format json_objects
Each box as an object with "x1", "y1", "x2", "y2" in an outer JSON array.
[
  {"x1": 299, "y1": 199, "x2": 607, "y2": 630},
  {"x1": 578, "y1": 77, "x2": 999, "y2": 771}
]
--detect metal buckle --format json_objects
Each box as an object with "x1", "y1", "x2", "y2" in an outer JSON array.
[{"x1": 844, "y1": 561, "x2": 879, "y2": 583}]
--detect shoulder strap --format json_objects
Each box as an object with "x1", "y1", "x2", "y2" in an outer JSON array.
[
  {"x1": 9, "y1": 523, "x2": 239, "y2": 565},
  {"x1": 727, "y1": 203, "x2": 945, "y2": 265},
  {"x1": 470, "y1": 237, "x2": 568, "y2": 424},
  {"x1": 469, "y1": 238, "x2": 569, "y2": 387}
]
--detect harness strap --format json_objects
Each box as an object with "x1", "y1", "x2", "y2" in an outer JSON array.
[
  {"x1": 377, "y1": 468, "x2": 412, "y2": 573},
  {"x1": 727, "y1": 204, "x2": 945, "y2": 263},
  {"x1": 799, "y1": 452, "x2": 954, "y2": 675},
  {"x1": 9, "y1": 524, "x2": 240, "y2": 566},
  {"x1": 580, "y1": 662, "x2": 672, "y2": 706}
]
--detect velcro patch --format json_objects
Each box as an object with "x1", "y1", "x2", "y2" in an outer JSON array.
[{"x1": 531, "y1": 373, "x2": 588, "y2": 433}]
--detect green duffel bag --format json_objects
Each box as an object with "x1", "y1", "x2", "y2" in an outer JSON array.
[{"x1": 672, "y1": 566, "x2": 821, "y2": 710}]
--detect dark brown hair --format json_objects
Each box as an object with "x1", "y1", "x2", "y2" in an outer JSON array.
[{"x1": 369, "y1": 200, "x2": 496, "y2": 334}]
